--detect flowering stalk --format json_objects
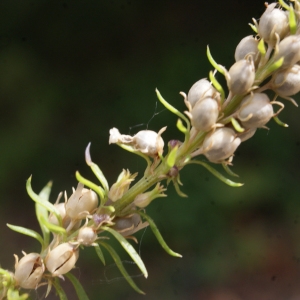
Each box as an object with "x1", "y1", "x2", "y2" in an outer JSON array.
[{"x1": 1, "y1": 1, "x2": 300, "y2": 299}]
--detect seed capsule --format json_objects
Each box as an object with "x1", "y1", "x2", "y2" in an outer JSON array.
[
  {"x1": 202, "y1": 128, "x2": 241, "y2": 163},
  {"x1": 258, "y1": 3, "x2": 288, "y2": 46},
  {"x1": 191, "y1": 97, "x2": 219, "y2": 132},
  {"x1": 235, "y1": 35, "x2": 259, "y2": 62},
  {"x1": 227, "y1": 57, "x2": 255, "y2": 95},
  {"x1": 237, "y1": 93, "x2": 273, "y2": 129},
  {"x1": 271, "y1": 64, "x2": 300, "y2": 97},
  {"x1": 77, "y1": 227, "x2": 97, "y2": 246},
  {"x1": 274, "y1": 35, "x2": 300, "y2": 69},
  {"x1": 65, "y1": 183, "x2": 98, "y2": 220},
  {"x1": 45, "y1": 243, "x2": 79, "y2": 276},
  {"x1": 14, "y1": 253, "x2": 45, "y2": 289},
  {"x1": 187, "y1": 79, "x2": 216, "y2": 108}
]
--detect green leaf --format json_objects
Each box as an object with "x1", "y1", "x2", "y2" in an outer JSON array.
[
  {"x1": 222, "y1": 163, "x2": 239, "y2": 177},
  {"x1": 288, "y1": 4, "x2": 297, "y2": 35},
  {"x1": 36, "y1": 181, "x2": 52, "y2": 248},
  {"x1": 248, "y1": 23, "x2": 258, "y2": 33},
  {"x1": 258, "y1": 38, "x2": 266, "y2": 55},
  {"x1": 85, "y1": 143, "x2": 109, "y2": 193},
  {"x1": 137, "y1": 211, "x2": 182, "y2": 258},
  {"x1": 75, "y1": 171, "x2": 105, "y2": 204},
  {"x1": 101, "y1": 227, "x2": 148, "y2": 279},
  {"x1": 273, "y1": 115, "x2": 288, "y2": 127},
  {"x1": 39, "y1": 216, "x2": 66, "y2": 235},
  {"x1": 99, "y1": 242, "x2": 145, "y2": 294},
  {"x1": 26, "y1": 176, "x2": 62, "y2": 225},
  {"x1": 209, "y1": 70, "x2": 225, "y2": 102},
  {"x1": 230, "y1": 117, "x2": 244, "y2": 133},
  {"x1": 94, "y1": 243, "x2": 106, "y2": 265},
  {"x1": 65, "y1": 273, "x2": 90, "y2": 300},
  {"x1": 176, "y1": 118, "x2": 188, "y2": 134},
  {"x1": 166, "y1": 146, "x2": 178, "y2": 168},
  {"x1": 7, "y1": 224, "x2": 44, "y2": 247},
  {"x1": 7, "y1": 288, "x2": 29, "y2": 300},
  {"x1": 52, "y1": 277, "x2": 68, "y2": 300},
  {"x1": 206, "y1": 46, "x2": 226, "y2": 75},
  {"x1": 188, "y1": 160, "x2": 243, "y2": 187},
  {"x1": 155, "y1": 89, "x2": 190, "y2": 131}
]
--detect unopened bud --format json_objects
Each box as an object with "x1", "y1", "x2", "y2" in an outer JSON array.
[
  {"x1": 133, "y1": 183, "x2": 166, "y2": 208},
  {"x1": 77, "y1": 227, "x2": 97, "y2": 246},
  {"x1": 14, "y1": 253, "x2": 45, "y2": 289},
  {"x1": 271, "y1": 64, "x2": 300, "y2": 97},
  {"x1": 235, "y1": 35, "x2": 259, "y2": 62},
  {"x1": 227, "y1": 57, "x2": 255, "y2": 95},
  {"x1": 191, "y1": 97, "x2": 219, "y2": 132},
  {"x1": 112, "y1": 213, "x2": 148, "y2": 236},
  {"x1": 187, "y1": 79, "x2": 216, "y2": 108},
  {"x1": 258, "y1": 3, "x2": 289, "y2": 45},
  {"x1": 275, "y1": 35, "x2": 300, "y2": 69},
  {"x1": 45, "y1": 243, "x2": 79, "y2": 277},
  {"x1": 202, "y1": 128, "x2": 241, "y2": 163},
  {"x1": 237, "y1": 93, "x2": 273, "y2": 129}
]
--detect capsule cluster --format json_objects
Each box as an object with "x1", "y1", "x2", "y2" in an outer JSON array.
[{"x1": 184, "y1": 2, "x2": 300, "y2": 164}]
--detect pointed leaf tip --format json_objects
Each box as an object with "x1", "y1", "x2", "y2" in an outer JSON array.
[{"x1": 85, "y1": 142, "x2": 92, "y2": 165}]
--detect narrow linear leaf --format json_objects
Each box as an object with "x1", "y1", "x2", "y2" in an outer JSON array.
[
  {"x1": 52, "y1": 278, "x2": 68, "y2": 300},
  {"x1": 176, "y1": 118, "x2": 188, "y2": 134},
  {"x1": 206, "y1": 46, "x2": 226, "y2": 75},
  {"x1": 222, "y1": 163, "x2": 239, "y2": 177},
  {"x1": 173, "y1": 180, "x2": 188, "y2": 198},
  {"x1": 155, "y1": 89, "x2": 190, "y2": 131},
  {"x1": 273, "y1": 115, "x2": 288, "y2": 127},
  {"x1": 101, "y1": 227, "x2": 148, "y2": 279},
  {"x1": 40, "y1": 216, "x2": 66, "y2": 235},
  {"x1": 188, "y1": 160, "x2": 243, "y2": 187},
  {"x1": 36, "y1": 181, "x2": 52, "y2": 248},
  {"x1": 7, "y1": 288, "x2": 29, "y2": 300},
  {"x1": 99, "y1": 242, "x2": 145, "y2": 295},
  {"x1": 137, "y1": 211, "x2": 182, "y2": 258},
  {"x1": 166, "y1": 146, "x2": 178, "y2": 168},
  {"x1": 288, "y1": 4, "x2": 297, "y2": 34},
  {"x1": 94, "y1": 243, "x2": 106, "y2": 265},
  {"x1": 26, "y1": 177, "x2": 62, "y2": 225},
  {"x1": 85, "y1": 143, "x2": 109, "y2": 193},
  {"x1": 209, "y1": 70, "x2": 225, "y2": 101},
  {"x1": 75, "y1": 171, "x2": 105, "y2": 203},
  {"x1": 230, "y1": 118, "x2": 244, "y2": 133},
  {"x1": 7, "y1": 224, "x2": 44, "y2": 247},
  {"x1": 65, "y1": 273, "x2": 90, "y2": 300},
  {"x1": 258, "y1": 38, "x2": 266, "y2": 55}
]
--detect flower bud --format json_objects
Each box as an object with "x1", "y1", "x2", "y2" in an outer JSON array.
[
  {"x1": 237, "y1": 93, "x2": 273, "y2": 129},
  {"x1": 108, "y1": 169, "x2": 137, "y2": 202},
  {"x1": 132, "y1": 129, "x2": 165, "y2": 157},
  {"x1": 65, "y1": 183, "x2": 98, "y2": 220},
  {"x1": 258, "y1": 3, "x2": 289, "y2": 46},
  {"x1": 275, "y1": 35, "x2": 300, "y2": 69},
  {"x1": 270, "y1": 64, "x2": 300, "y2": 97},
  {"x1": 187, "y1": 79, "x2": 216, "y2": 108},
  {"x1": 14, "y1": 253, "x2": 45, "y2": 289},
  {"x1": 45, "y1": 243, "x2": 79, "y2": 276},
  {"x1": 226, "y1": 57, "x2": 255, "y2": 95},
  {"x1": 202, "y1": 128, "x2": 241, "y2": 163},
  {"x1": 191, "y1": 97, "x2": 219, "y2": 132},
  {"x1": 235, "y1": 35, "x2": 259, "y2": 62},
  {"x1": 77, "y1": 227, "x2": 97, "y2": 246}
]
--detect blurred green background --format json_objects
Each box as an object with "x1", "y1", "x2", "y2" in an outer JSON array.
[{"x1": 1, "y1": 0, "x2": 300, "y2": 299}]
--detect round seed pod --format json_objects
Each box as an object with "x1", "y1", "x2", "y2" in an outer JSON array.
[
  {"x1": 187, "y1": 79, "x2": 216, "y2": 108},
  {"x1": 132, "y1": 130, "x2": 164, "y2": 157},
  {"x1": 191, "y1": 97, "x2": 219, "y2": 132},
  {"x1": 235, "y1": 35, "x2": 259, "y2": 62},
  {"x1": 275, "y1": 35, "x2": 300, "y2": 69},
  {"x1": 270, "y1": 64, "x2": 300, "y2": 97},
  {"x1": 202, "y1": 128, "x2": 241, "y2": 163},
  {"x1": 227, "y1": 57, "x2": 255, "y2": 95},
  {"x1": 258, "y1": 3, "x2": 289, "y2": 46},
  {"x1": 77, "y1": 227, "x2": 97, "y2": 246},
  {"x1": 237, "y1": 93, "x2": 273, "y2": 129}
]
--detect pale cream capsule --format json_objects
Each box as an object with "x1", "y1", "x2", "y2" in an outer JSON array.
[
  {"x1": 238, "y1": 93, "x2": 273, "y2": 129},
  {"x1": 202, "y1": 128, "x2": 241, "y2": 163},
  {"x1": 235, "y1": 35, "x2": 259, "y2": 62}
]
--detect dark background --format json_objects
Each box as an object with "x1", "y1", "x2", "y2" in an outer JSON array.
[{"x1": 1, "y1": 0, "x2": 300, "y2": 299}]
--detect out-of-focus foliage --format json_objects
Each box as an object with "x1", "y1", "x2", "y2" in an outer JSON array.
[{"x1": 1, "y1": 0, "x2": 300, "y2": 299}]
